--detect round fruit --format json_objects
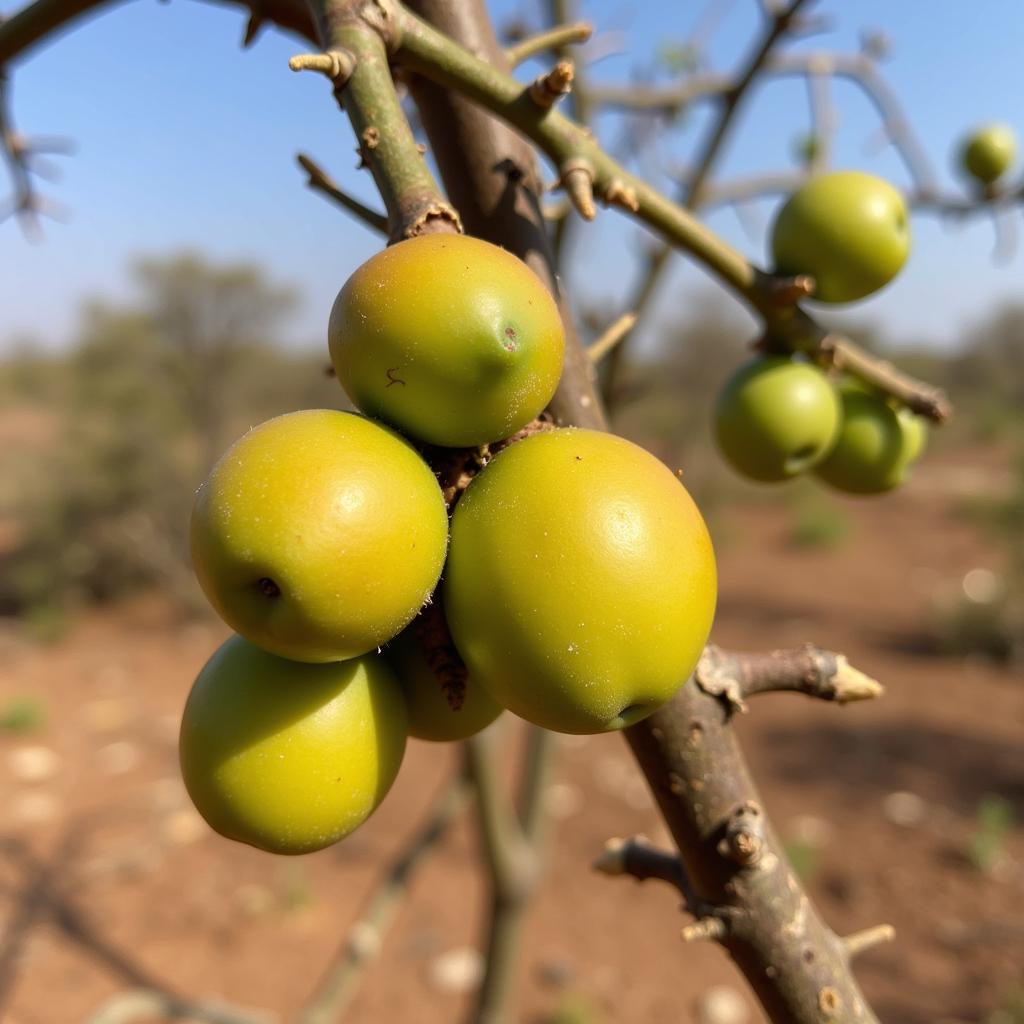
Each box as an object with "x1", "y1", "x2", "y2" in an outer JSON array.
[
  {"x1": 179, "y1": 635, "x2": 408, "y2": 855},
  {"x1": 444, "y1": 428, "x2": 717, "y2": 735},
  {"x1": 386, "y1": 616, "x2": 503, "y2": 742},
  {"x1": 329, "y1": 234, "x2": 565, "y2": 448},
  {"x1": 713, "y1": 357, "x2": 841, "y2": 483},
  {"x1": 961, "y1": 124, "x2": 1016, "y2": 185},
  {"x1": 813, "y1": 388, "x2": 917, "y2": 494},
  {"x1": 191, "y1": 409, "x2": 448, "y2": 663},
  {"x1": 896, "y1": 405, "x2": 928, "y2": 468},
  {"x1": 770, "y1": 171, "x2": 910, "y2": 303}
]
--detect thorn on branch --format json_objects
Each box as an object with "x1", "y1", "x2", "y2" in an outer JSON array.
[
  {"x1": 505, "y1": 22, "x2": 593, "y2": 68},
  {"x1": 765, "y1": 272, "x2": 816, "y2": 306},
  {"x1": 681, "y1": 916, "x2": 728, "y2": 944},
  {"x1": 843, "y1": 923, "x2": 895, "y2": 959},
  {"x1": 603, "y1": 178, "x2": 640, "y2": 213},
  {"x1": 528, "y1": 60, "x2": 574, "y2": 109},
  {"x1": 718, "y1": 802, "x2": 766, "y2": 867},
  {"x1": 288, "y1": 49, "x2": 357, "y2": 86},
  {"x1": 593, "y1": 835, "x2": 688, "y2": 895},
  {"x1": 695, "y1": 643, "x2": 884, "y2": 714},
  {"x1": 558, "y1": 158, "x2": 595, "y2": 221},
  {"x1": 587, "y1": 312, "x2": 637, "y2": 364},
  {"x1": 242, "y1": 11, "x2": 264, "y2": 48}
]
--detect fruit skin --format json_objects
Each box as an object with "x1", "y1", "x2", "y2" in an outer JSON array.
[
  {"x1": 713, "y1": 357, "x2": 841, "y2": 483},
  {"x1": 896, "y1": 405, "x2": 928, "y2": 467},
  {"x1": 813, "y1": 387, "x2": 918, "y2": 494},
  {"x1": 191, "y1": 409, "x2": 448, "y2": 663},
  {"x1": 329, "y1": 234, "x2": 565, "y2": 448},
  {"x1": 961, "y1": 124, "x2": 1016, "y2": 185},
  {"x1": 770, "y1": 171, "x2": 910, "y2": 303},
  {"x1": 444, "y1": 428, "x2": 717, "y2": 735},
  {"x1": 179, "y1": 635, "x2": 408, "y2": 855},
  {"x1": 386, "y1": 620, "x2": 503, "y2": 742}
]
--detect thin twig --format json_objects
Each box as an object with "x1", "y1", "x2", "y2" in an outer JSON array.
[
  {"x1": 843, "y1": 924, "x2": 895, "y2": 960},
  {"x1": 505, "y1": 21, "x2": 592, "y2": 68},
  {"x1": 299, "y1": 776, "x2": 470, "y2": 1024},
  {"x1": 593, "y1": 836, "x2": 690, "y2": 898},
  {"x1": 586, "y1": 311, "x2": 637, "y2": 364},
  {"x1": 86, "y1": 991, "x2": 275, "y2": 1024},
  {"x1": 695, "y1": 643, "x2": 883, "y2": 715},
  {"x1": 296, "y1": 152, "x2": 388, "y2": 233}
]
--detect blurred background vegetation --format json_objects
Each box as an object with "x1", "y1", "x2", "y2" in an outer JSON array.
[{"x1": 1, "y1": 249, "x2": 1022, "y2": 662}]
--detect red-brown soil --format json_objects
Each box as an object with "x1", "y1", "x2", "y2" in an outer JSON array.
[{"x1": 0, "y1": 447, "x2": 1021, "y2": 1024}]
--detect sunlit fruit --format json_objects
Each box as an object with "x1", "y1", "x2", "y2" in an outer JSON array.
[
  {"x1": 713, "y1": 357, "x2": 840, "y2": 483},
  {"x1": 329, "y1": 234, "x2": 565, "y2": 447},
  {"x1": 190, "y1": 409, "x2": 448, "y2": 663},
  {"x1": 444, "y1": 428, "x2": 717, "y2": 735},
  {"x1": 961, "y1": 124, "x2": 1016, "y2": 184},
  {"x1": 179, "y1": 635, "x2": 408, "y2": 855},
  {"x1": 813, "y1": 387, "x2": 919, "y2": 494},
  {"x1": 770, "y1": 171, "x2": 910, "y2": 303},
  {"x1": 386, "y1": 615, "x2": 503, "y2": 742}
]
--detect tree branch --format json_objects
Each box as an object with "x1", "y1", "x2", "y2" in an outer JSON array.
[
  {"x1": 387, "y1": 5, "x2": 888, "y2": 1021},
  {"x1": 593, "y1": 835, "x2": 690, "y2": 898},
  {"x1": 389, "y1": 0, "x2": 950, "y2": 421},
  {"x1": 299, "y1": 776, "x2": 470, "y2": 1024},
  {"x1": 695, "y1": 642, "x2": 883, "y2": 715},
  {"x1": 295, "y1": 152, "x2": 388, "y2": 234},
  {"x1": 505, "y1": 21, "x2": 592, "y2": 69}
]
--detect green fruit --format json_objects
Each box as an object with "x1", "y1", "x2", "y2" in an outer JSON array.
[
  {"x1": 713, "y1": 357, "x2": 841, "y2": 483},
  {"x1": 444, "y1": 428, "x2": 717, "y2": 735},
  {"x1": 813, "y1": 388, "x2": 917, "y2": 494},
  {"x1": 961, "y1": 124, "x2": 1016, "y2": 185},
  {"x1": 386, "y1": 618, "x2": 503, "y2": 742},
  {"x1": 191, "y1": 409, "x2": 448, "y2": 663},
  {"x1": 329, "y1": 234, "x2": 565, "y2": 448},
  {"x1": 770, "y1": 171, "x2": 910, "y2": 303},
  {"x1": 179, "y1": 635, "x2": 407, "y2": 855},
  {"x1": 896, "y1": 406, "x2": 928, "y2": 468}
]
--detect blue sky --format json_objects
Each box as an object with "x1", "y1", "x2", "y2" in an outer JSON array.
[{"x1": 2, "y1": 0, "x2": 1023, "y2": 354}]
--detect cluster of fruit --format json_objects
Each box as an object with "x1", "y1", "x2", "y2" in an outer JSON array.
[
  {"x1": 179, "y1": 235, "x2": 717, "y2": 855},
  {"x1": 715, "y1": 170, "x2": 927, "y2": 492}
]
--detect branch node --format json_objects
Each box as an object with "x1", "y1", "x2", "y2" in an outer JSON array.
[
  {"x1": 288, "y1": 49, "x2": 357, "y2": 85},
  {"x1": 528, "y1": 60, "x2": 574, "y2": 109},
  {"x1": 719, "y1": 802, "x2": 766, "y2": 867},
  {"x1": 695, "y1": 645, "x2": 748, "y2": 714},
  {"x1": 843, "y1": 923, "x2": 895, "y2": 959},
  {"x1": 558, "y1": 158, "x2": 596, "y2": 221},
  {"x1": 766, "y1": 273, "x2": 816, "y2": 305},
  {"x1": 604, "y1": 178, "x2": 640, "y2": 213},
  {"x1": 681, "y1": 916, "x2": 727, "y2": 944}
]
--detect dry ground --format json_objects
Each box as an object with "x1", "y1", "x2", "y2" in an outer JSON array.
[{"x1": 0, "y1": 447, "x2": 1021, "y2": 1024}]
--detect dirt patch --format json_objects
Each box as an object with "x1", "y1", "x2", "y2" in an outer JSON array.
[{"x1": 0, "y1": 448, "x2": 1020, "y2": 1024}]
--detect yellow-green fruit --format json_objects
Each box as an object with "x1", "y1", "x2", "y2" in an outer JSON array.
[
  {"x1": 896, "y1": 406, "x2": 928, "y2": 468},
  {"x1": 714, "y1": 357, "x2": 841, "y2": 483},
  {"x1": 191, "y1": 410, "x2": 448, "y2": 663},
  {"x1": 813, "y1": 389, "x2": 914, "y2": 494},
  {"x1": 444, "y1": 428, "x2": 717, "y2": 735},
  {"x1": 179, "y1": 635, "x2": 408, "y2": 855},
  {"x1": 961, "y1": 124, "x2": 1016, "y2": 185},
  {"x1": 386, "y1": 620, "x2": 503, "y2": 742},
  {"x1": 771, "y1": 170, "x2": 910, "y2": 303},
  {"x1": 329, "y1": 234, "x2": 565, "y2": 447}
]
